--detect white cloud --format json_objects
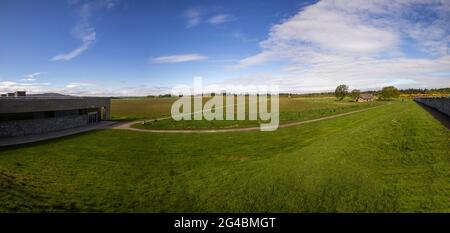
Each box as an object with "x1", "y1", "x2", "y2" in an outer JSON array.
[
  {"x1": 51, "y1": 0, "x2": 118, "y2": 61},
  {"x1": 207, "y1": 14, "x2": 235, "y2": 25},
  {"x1": 230, "y1": 32, "x2": 257, "y2": 43},
  {"x1": 151, "y1": 54, "x2": 208, "y2": 64},
  {"x1": 51, "y1": 41, "x2": 93, "y2": 61},
  {"x1": 232, "y1": 0, "x2": 450, "y2": 91},
  {"x1": 57, "y1": 84, "x2": 172, "y2": 97},
  {"x1": 51, "y1": 23, "x2": 96, "y2": 61},
  {"x1": 65, "y1": 82, "x2": 95, "y2": 89},
  {"x1": 183, "y1": 9, "x2": 236, "y2": 28},
  {"x1": 0, "y1": 79, "x2": 173, "y2": 97},
  {"x1": 184, "y1": 8, "x2": 201, "y2": 28},
  {"x1": 0, "y1": 81, "x2": 17, "y2": 87},
  {"x1": 0, "y1": 81, "x2": 53, "y2": 94},
  {"x1": 21, "y1": 72, "x2": 45, "y2": 81}
]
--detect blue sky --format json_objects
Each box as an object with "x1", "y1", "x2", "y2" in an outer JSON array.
[{"x1": 0, "y1": 0, "x2": 449, "y2": 96}]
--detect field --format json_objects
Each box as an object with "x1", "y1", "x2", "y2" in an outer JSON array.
[
  {"x1": 111, "y1": 97, "x2": 178, "y2": 121},
  {"x1": 0, "y1": 98, "x2": 449, "y2": 212},
  {"x1": 112, "y1": 96, "x2": 386, "y2": 129}
]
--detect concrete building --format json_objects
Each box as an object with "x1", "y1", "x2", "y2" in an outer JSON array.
[
  {"x1": 14, "y1": 91, "x2": 26, "y2": 97},
  {"x1": 0, "y1": 92, "x2": 110, "y2": 138}
]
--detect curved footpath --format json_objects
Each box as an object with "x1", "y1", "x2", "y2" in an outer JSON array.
[
  {"x1": 0, "y1": 104, "x2": 388, "y2": 147},
  {"x1": 111, "y1": 104, "x2": 388, "y2": 133}
]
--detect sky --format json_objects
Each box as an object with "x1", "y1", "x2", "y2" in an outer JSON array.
[{"x1": 0, "y1": 0, "x2": 449, "y2": 96}]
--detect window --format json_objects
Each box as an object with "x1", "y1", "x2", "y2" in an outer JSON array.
[
  {"x1": 0, "y1": 113, "x2": 34, "y2": 121},
  {"x1": 44, "y1": 111, "x2": 55, "y2": 118}
]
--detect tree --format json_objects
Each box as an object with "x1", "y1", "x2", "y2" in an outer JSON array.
[
  {"x1": 335, "y1": 84, "x2": 349, "y2": 100},
  {"x1": 380, "y1": 86, "x2": 400, "y2": 100},
  {"x1": 350, "y1": 89, "x2": 361, "y2": 101}
]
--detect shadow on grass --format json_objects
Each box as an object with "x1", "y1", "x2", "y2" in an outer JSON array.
[{"x1": 0, "y1": 129, "x2": 104, "y2": 152}]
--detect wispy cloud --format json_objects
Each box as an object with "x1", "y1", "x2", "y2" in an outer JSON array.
[
  {"x1": 0, "y1": 81, "x2": 52, "y2": 93},
  {"x1": 184, "y1": 8, "x2": 201, "y2": 28},
  {"x1": 51, "y1": 25, "x2": 96, "y2": 61},
  {"x1": 183, "y1": 8, "x2": 235, "y2": 28},
  {"x1": 51, "y1": 0, "x2": 119, "y2": 61},
  {"x1": 0, "y1": 79, "x2": 173, "y2": 97},
  {"x1": 230, "y1": 32, "x2": 257, "y2": 43},
  {"x1": 65, "y1": 82, "x2": 95, "y2": 88},
  {"x1": 231, "y1": 0, "x2": 450, "y2": 91},
  {"x1": 207, "y1": 14, "x2": 235, "y2": 25},
  {"x1": 151, "y1": 54, "x2": 208, "y2": 64},
  {"x1": 21, "y1": 72, "x2": 45, "y2": 81},
  {"x1": 0, "y1": 81, "x2": 17, "y2": 87}
]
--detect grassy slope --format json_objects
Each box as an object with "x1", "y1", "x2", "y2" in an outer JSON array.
[{"x1": 0, "y1": 100, "x2": 448, "y2": 212}]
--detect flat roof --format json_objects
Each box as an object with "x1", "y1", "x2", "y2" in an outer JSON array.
[{"x1": 0, "y1": 97, "x2": 110, "y2": 114}]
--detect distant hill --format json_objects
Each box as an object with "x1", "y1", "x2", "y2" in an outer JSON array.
[{"x1": 27, "y1": 93, "x2": 70, "y2": 97}]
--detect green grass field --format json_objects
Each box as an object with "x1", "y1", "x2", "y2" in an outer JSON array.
[
  {"x1": 0, "y1": 99, "x2": 449, "y2": 212},
  {"x1": 113, "y1": 96, "x2": 386, "y2": 129},
  {"x1": 111, "y1": 97, "x2": 178, "y2": 121}
]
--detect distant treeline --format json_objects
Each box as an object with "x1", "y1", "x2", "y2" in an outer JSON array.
[
  {"x1": 398, "y1": 88, "x2": 450, "y2": 94},
  {"x1": 284, "y1": 88, "x2": 450, "y2": 97},
  {"x1": 295, "y1": 88, "x2": 450, "y2": 97},
  {"x1": 111, "y1": 87, "x2": 450, "y2": 99}
]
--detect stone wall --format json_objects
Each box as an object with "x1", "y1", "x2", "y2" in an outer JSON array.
[
  {"x1": 415, "y1": 97, "x2": 450, "y2": 117},
  {"x1": 0, "y1": 115, "x2": 88, "y2": 138}
]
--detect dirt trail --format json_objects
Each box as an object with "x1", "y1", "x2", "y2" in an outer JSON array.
[{"x1": 111, "y1": 104, "x2": 387, "y2": 134}]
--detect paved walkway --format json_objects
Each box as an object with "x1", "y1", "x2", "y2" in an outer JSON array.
[
  {"x1": 0, "y1": 121, "x2": 116, "y2": 147},
  {"x1": 112, "y1": 104, "x2": 387, "y2": 133}
]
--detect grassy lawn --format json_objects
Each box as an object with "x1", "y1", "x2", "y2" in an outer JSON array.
[
  {"x1": 0, "y1": 100, "x2": 448, "y2": 212},
  {"x1": 113, "y1": 96, "x2": 386, "y2": 129}
]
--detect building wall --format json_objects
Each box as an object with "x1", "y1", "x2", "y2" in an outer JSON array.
[
  {"x1": 415, "y1": 97, "x2": 450, "y2": 117},
  {"x1": 0, "y1": 97, "x2": 111, "y2": 138},
  {"x1": 0, "y1": 97, "x2": 110, "y2": 120},
  {"x1": 0, "y1": 115, "x2": 88, "y2": 138}
]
